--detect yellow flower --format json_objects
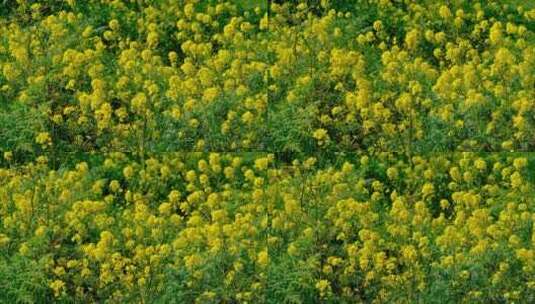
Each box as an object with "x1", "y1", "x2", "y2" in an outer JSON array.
[
  {"x1": 109, "y1": 19, "x2": 119, "y2": 31},
  {"x1": 313, "y1": 128, "x2": 329, "y2": 141},
  {"x1": 109, "y1": 180, "x2": 121, "y2": 193},
  {"x1": 257, "y1": 250, "x2": 268, "y2": 267},
  {"x1": 439, "y1": 5, "x2": 452, "y2": 19},
  {"x1": 402, "y1": 245, "x2": 417, "y2": 262},
  {"x1": 17, "y1": 242, "x2": 31, "y2": 257},
  {"x1": 513, "y1": 157, "x2": 527, "y2": 170},
  {"x1": 405, "y1": 29, "x2": 419, "y2": 50},
  {"x1": 510, "y1": 171, "x2": 523, "y2": 188},
  {"x1": 386, "y1": 167, "x2": 398, "y2": 180},
  {"x1": 147, "y1": 32, "x2": 159, "y2": 48},
  {"x1": 50, "y1": 280, "x2": 66, "y2": 297},
  {"x1": 123, "y1": 165, "x2": 134, "y2": 179},
  {"x1": 422, "y1": 182, "x2": 434, "y2": 198},
  {"x1": 254, "y1": 157, "x2": 269, "y2": 171},
  {"x1": 489, "y1": 22, "x2": 503, "y2": 45},
  {"x1": 131, "y1": 92, "x2": 147, "y2": 113},
  {"x1": 373, "y1": 20, "x2": 383, "y2": 32},
  {"x1": 474, "y1": 159, "x2": 487, "y2": 170},
  {"x1": 35, "y1": 225, "x2": 47, "y2": 237},
  {"x1": 202, "y1": 87, "x2": 219, "y2": 103},
  {"x1": 241, "y1": 111, "x2": 254, "y2": 124},
  {"x1": 158, "y1": 202, "x2": 172, "y2": 216},
  {"x1": 315, "y1": 279, "x2": 331, "y2": 298},
  {"x1": 287, "y1": 243, "x2": 299, "y2": 256},
  {"x1": 0, "y1": 234, "x2": 10, "y2": 247},
  {"x1": 3, "y1": 151, "x2": 13, "y2": 161},
  {"x1": 35, "y1": 132, "x2": 52, "y2": 146},
  {"x1": 2, "y1": 63, "x2": 21, "y2": 81}
]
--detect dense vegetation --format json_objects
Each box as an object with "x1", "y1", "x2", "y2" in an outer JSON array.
[{"x1": 1, "y1": 0, "x2": 534, "y2": 303}]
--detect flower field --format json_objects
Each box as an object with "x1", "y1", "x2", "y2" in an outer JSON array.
[{"x1": 0, "y1": 0, "x2": 534, "y2": 303}]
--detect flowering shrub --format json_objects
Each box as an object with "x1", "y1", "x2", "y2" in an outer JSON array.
[
  {"x1": 0, "y1": 152, "x2": 272, "y2": 302},
  {"x1": 1, "y1": 0, "x2": 535, "y2": 303},
  {"x1": 268, "y1": 1, "x2": 534, "y2": 152},
  {"x1": 268, "y1": 153, "x2": 535, "y2": 302},
  {"x1": 1, "y1": 0, "x2": 268, "y2": 156},
  {"x1": 1, "y1": 152, "x2": 535, "y2": 302}
]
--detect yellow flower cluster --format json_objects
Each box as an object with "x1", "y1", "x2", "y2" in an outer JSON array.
[
  {"x1": 1, "y1": 151, "x2": 535, "y2": 302},
  {"x1": 0, "y1": 0, "x2": 268, "y2": 153},
  {"x1": 269, "y1": 1, "x2": 534, "y2": 152},
  {"x1": 0, "y1": 152, "x2": 272, "y2": 302},
  {"x1": 267, "y1": 153, "x2": 535, "y2": 302}
]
